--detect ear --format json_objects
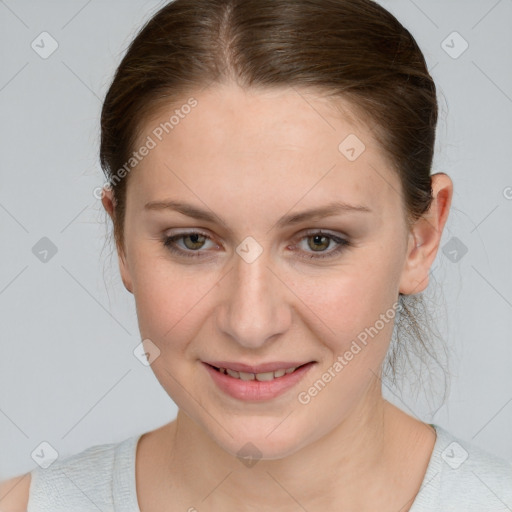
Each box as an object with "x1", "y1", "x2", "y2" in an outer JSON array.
[
  {"x1": 399, "y1": 173, "x2": 453, "y2": 295},
  {"x1": 101, "y1": 186, "x2": 134, "y2": 294}
]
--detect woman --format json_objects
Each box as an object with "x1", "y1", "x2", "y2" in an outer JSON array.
[{"x1": 2, "y1": 0, "x2": 511, "y2": 510}]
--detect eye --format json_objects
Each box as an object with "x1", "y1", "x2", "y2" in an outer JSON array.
[
  {"x1": 162, "y1": 229, "x2": 350, "y2": 261},
  {"x1": 291, "y1": 230, "x2": 350, "y2": 260},
  {"x1": 162, "y1": 231, "x2": 216, "y2": 258}
]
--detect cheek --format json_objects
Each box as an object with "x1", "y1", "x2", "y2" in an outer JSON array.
[
  {"x1": 294, "y1": 272, "x2": 398, "y2": 413},
  {"x1": 130, "y1": 253, "x2": 218, "y2": 346},
  {"x1": 289, "y1": 262, "x2": 400, "y2": 388},
  {"x1": 293, "y1": 260, "x2": 398, "y2": 339}
]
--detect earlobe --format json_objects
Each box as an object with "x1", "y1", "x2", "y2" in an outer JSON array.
[
  {"x1": 399, "y1": 173, "x2": 453, "y2": 296},
  {"x1": 100, "y1": 186, "x2": 134, "y2": 295},
  {"x1": 118, "y1": 250, "x2": 134, "y2": 295}
]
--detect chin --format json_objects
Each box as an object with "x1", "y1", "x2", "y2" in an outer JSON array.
[{"x1": 212, "y1": 421, "x2": 310, "y2": 462}]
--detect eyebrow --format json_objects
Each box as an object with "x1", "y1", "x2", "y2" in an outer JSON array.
[{"x1": 144, "y1": 199, "x2": 372, "y2": 229}]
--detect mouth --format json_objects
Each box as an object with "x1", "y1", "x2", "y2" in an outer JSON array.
[{"x1": 202, "y1": 361, "x2": 316, "y2": 401}]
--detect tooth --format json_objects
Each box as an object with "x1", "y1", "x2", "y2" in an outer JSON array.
[
  {"x1": 255, "y1": 371, "x2": 275, "y2": 382},
  {"x1": 221, "y1": 366, "x2": 299, "y2": 380}
]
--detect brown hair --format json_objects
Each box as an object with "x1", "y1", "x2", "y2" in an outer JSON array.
[{"x1": 99, "y1": 0, "x2": 448, "y2": 400}]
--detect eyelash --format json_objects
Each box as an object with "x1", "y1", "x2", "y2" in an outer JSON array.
[{"x1": 162, "y1": 230, "x2": 350, "y2": 261}]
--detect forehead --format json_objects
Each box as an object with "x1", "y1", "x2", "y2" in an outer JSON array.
[{"x1": 128, "y1": 84, "x2": 402, "y2": 216}]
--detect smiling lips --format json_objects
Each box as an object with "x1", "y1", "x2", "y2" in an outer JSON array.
[{"x1": 203, "y1": 360, "x2": 316, "y2": 401}]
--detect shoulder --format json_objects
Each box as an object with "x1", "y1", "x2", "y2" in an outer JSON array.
[
  {"x1": 437, "y1": 425, "x2": 512, "y2": 487},
  {"x1": 2, "y1": 435, "x2": 140, "y2": 512},
  {"x1": 440, "y1": 428, "x2": 512, "y2": 500},
  {"x1": 0, "y1": 473, "x2": 31, "y2": 512},
  {"x1": 30, "y1": 439, "x2": 122, "y2": 509},
  {"x1": 412, "y1": 424, "x2": 512, "y2": 511}
]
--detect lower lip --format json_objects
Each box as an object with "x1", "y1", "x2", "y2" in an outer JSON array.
[{"x1": 202, "y1": 362, "x2": 315, "y2": 401}]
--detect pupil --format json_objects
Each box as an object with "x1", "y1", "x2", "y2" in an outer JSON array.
[
  {"x1": 185, "y1": 233, "x2": 204, "y2": 249},
  {"x1": 311, "y1": 235, "x2": 328, "y2": 251}
]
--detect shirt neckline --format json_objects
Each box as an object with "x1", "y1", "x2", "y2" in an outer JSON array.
[
  {"x1": 409, "y1": 423, "x2": 445, "y2": 510},
  {"x1": 113, "y1": 432, "x2": 144, "y2": 512},
  {"x1": 115, "y1": 423, "x2": 445, "y2": 511}
]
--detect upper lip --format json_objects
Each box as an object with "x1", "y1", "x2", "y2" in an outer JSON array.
[{"x1": 203, "y1": 361, "x2": 314, "y2": 374}]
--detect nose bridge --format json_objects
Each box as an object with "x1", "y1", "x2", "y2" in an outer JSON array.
[{"x1": 218, "y1": 247, "x2": 290, "y2": 348}]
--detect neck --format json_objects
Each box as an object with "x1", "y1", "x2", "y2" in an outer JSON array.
[{"x1": 157, "y1": 383, "x2": 428, "y2": 510}]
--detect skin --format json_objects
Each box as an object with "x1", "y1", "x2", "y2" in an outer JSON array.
[{"x1": 100, "y1": 83, "x2": 453, "y2": 511}]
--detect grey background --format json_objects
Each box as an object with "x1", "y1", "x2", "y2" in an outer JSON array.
[{"x1": 1, "y1": 0, "x2": 511, "y2": 479}]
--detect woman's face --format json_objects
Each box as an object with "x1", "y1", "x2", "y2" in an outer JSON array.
[{"x1": 108, "y1": 84, "x2": 421, "y2": 459}]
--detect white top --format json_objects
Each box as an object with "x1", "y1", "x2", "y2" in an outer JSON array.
[{"x1": 26, "y1": 423, "x2": 512, "y2": 511}]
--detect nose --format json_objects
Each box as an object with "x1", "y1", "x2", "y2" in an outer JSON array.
[{"x1": 216, "y1": 249, "x2": 292, "y2": 349}]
